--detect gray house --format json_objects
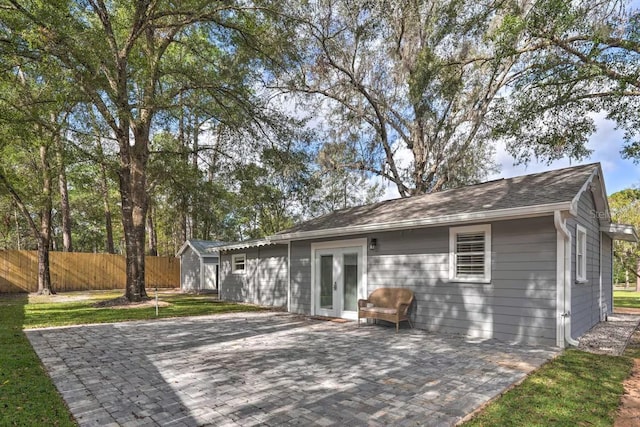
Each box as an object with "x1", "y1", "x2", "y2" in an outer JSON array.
[
  {"x1": 218, "y1": 164, "x2": 637, "y2": 347},
  {"x1": 178, "y1": 239, "x2": 226, "y2": 292}
]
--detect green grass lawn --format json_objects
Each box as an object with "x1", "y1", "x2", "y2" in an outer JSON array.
[
  {"x1": 23, "y1": 291, "x2": 268, "y2": 329},
  {"x1": 0, "y1": 295, "x2": 76, "y2": 426},
  {"x1": 0, "y1": 290, "x2": 269, "y2": 426},
  {"x1": 463, "y1": 349, "x2": 633, "y2": 427},
  {"x1": 614, "y1": 290, "x2": 640, "y2": 309}
]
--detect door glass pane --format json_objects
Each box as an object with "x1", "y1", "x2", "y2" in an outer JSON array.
[
  {"x1": 320, "y1": 255, "x2": 333, "y2": 309},
  {"x1": 343, "y1": 253, "x2": 358, "y2": 311}
]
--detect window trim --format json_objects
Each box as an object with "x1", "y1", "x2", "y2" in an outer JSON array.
[
  {"x1": 231, "y1": 253, "x2": 246, "y2": 274},
  {"x1": 449, "y1": 224, "x2": 492, "y2": 283},
  {"x1": 576, "y1": 224, "x2": 587, "y2": 283}
]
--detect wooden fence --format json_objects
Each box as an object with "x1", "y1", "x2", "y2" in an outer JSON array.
[{"x1": 0, "y1": 251, "x2": 179, "y2": 293}]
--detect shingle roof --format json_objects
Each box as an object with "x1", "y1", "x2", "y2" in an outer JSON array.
[
  {"x1": 276, "y1": 163, "x2": 598, "y2": 236},
  {"x1": 178, "y1": 239, "x2": 227, "y2": 257}
]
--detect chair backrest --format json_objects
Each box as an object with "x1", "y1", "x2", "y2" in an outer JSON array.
[{"x1": 368, "y1": 287, "x2": 414, "y2": 308}]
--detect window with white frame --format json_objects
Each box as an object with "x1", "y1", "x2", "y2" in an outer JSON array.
[
  {"x1": 576, "y1": 224, "x2": 587, "y2": 282},
  {"x1": 449, "y1": 224, "x2": 491, "y2": 282},
  {"x1": 232, "y1": 253, "x2": 246, "y2": 274}
]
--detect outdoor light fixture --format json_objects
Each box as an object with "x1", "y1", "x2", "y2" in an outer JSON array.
[{"x1": 369, "y1": 238, "x2": 377, "y2": 251}]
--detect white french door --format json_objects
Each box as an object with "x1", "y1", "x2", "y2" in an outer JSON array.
[{"x1": 313, "y1": 242, "x2": 365, "y2": 320}]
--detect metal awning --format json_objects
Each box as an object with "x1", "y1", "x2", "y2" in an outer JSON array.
[{"x1": 602, "y1": 223, "x2": 639, "y2": 242}]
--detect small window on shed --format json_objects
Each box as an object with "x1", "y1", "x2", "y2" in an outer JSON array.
[
  {"x1": 232, "y1": 254, "x2": 246, "y2": 274},
  {"x1": 576, "y1": 224, "x2": 587, "y2": 282}
]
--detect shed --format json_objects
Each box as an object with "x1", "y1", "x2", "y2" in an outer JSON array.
[{"x1": 177, "y1": 239, "x2": 226, "y2": 292}]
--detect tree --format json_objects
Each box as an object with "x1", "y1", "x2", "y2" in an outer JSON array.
[
  {"x1": 493, "y1": 0, "x2": 639, "y2": 163},
  {"x1": 282, "y1": 0, "x2": 581, "y2": 196},
  {"x1": 1, "y1": 1, "x2": 296, "y2": 301},
  {"x1": 609, "y1": 189, "x2": 640, "y2": 288},
  {"x1": 0, "y1": 50, "x2": 75, "y2": 293},
  {"x1": 311, "y1": 141, "x2": 381, "y2": 215}
]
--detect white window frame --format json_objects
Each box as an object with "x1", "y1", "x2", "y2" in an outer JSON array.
[
  {"x1": 576, "y1": 224, "x2": 587, "y2": 283},
  {"x1": 449, "y1": 224, "x2": 492, "y2": 283},
  {"x1": 231, "y1": 253, "x2": 246, "y2": 274}
]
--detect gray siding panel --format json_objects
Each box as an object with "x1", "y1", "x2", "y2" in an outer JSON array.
[
  {"x1": 367, "y1": 218, "x2": 557, "y2": 345},
  {"x1": 289, "y1": 241, "x2": 311, "y2": 314},
  {"x1": 289, "y1": 217, "x2": 558, "y2": 346},
  {"x1": 180, "y1": 247, "x2": 200, "y2": 291},
  {"x1": 219, "y1": 245, "x2": 288, "y2": 307},
  {"x1": 566, "y1": 186, "x2": 603, "y2": 338}
]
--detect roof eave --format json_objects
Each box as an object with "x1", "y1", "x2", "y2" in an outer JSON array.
[
  {"x1": 273, "y1": 202, "x2": 571, "y2": 242},
  {"x1": 218, "y1": 239, "x2": 277, "y2": 252},
  {"x1": 176, "y1": 240, "x2": 194, "y2": 257},
  {"x1": 570, "y1": 165, "x2": 611, "y2": 221}
]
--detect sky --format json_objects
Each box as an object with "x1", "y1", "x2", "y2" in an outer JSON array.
[{"x1": 492, "y1": 115, "x2": 640, "y2": 196}]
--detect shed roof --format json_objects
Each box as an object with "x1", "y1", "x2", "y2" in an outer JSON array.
[{"x1": 177, "y1": 239, "x2": 227, "y2": 257}]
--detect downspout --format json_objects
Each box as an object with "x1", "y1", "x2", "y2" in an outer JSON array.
[
  {"x1": 554, "y1": 211, "x2": 579, "y2": 346},
  {"x1": 287, "y1": 242, "x2": 291, "y2": 313}
]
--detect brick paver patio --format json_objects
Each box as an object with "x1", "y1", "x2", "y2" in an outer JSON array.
[{"x1": 26, "y1": 312, "x2": 558, "y2": 426}]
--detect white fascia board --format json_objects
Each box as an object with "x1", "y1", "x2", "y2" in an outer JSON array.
[
  {"x1": 601, "y1": 223, "x2": 639, "y2": 242},
  {"x1": 271, "y1": 202, "x2": 571, "y2": 242},
  {"x1": 218, "y1": 239, "x2": 275, "y2": 252},
  {"x1": 176, "y1": 240, "x2": 194, "y2": 257},
  {"x1": 570, "y1": 165, "x2": 611, "y2": 221}
]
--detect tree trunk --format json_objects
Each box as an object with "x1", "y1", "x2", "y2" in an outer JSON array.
[
  {"x1": 118, "y1": 127, "x2": 149, "y2": 302},
  {"x1": 38, "y1": 144, "x2": 53, "y2": 294},
  {"x1": 55, "y1": 132, "x2": 73, "y2": 252},
  {"x1": 626, "y1": 268, "x2": 630, "y2": 289},
  {"x1": 96, "y1": 141, "x2": 115, "y2": 254},
  {"x1": 147, "y1": 202, "x2": 158, "y2": 256},
  {"x1": 636, "y1": 259, "x2": 640, "y2": 293}
]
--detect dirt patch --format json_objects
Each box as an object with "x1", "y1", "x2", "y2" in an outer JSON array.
[
  {"x1": 616, "y1": 328, "x2": 640, "y2": 427},
  {"x1": 92, "y1": 296, "x2": 170, "y2": 309},
  {"x1": 616, "y1": 308, "x2": 640, "y2": 315}
]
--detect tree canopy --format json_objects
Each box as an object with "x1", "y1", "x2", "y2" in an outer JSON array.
[{"x1": 1, "y1": 0, "x2": 639, "y2": 299}]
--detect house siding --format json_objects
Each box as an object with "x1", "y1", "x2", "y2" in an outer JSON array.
[
  {"x1": 180, "y1": 246, "x2": 200, "y2": 291},
  {"x1": 567, "y1": 187, "x2": 603, "y2": 339},
  {"x1": 220, "y1": 245, "x2": 288, "y2": 307},
  {"x1": 288, "y1": 216, "x2": 558, "y2": 345}
]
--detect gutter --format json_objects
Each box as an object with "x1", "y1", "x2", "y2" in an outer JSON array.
[
  {"x1": 554, "y1": 210, "x2": 579, "y2": 347},
  {"x1": 274, "y1": 202, "x2": 570, "y2": 243}
]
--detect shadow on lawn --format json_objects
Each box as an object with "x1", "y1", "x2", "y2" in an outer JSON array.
[{"x1": 0, "y1": 293, "x2": 76, "y2": 426}]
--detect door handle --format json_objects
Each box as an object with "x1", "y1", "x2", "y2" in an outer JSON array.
[{"x1": 333, "y1": 282, "x2": 337, "y2": 291}]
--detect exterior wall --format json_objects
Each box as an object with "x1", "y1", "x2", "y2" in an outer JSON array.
[
  {"x1": 180, "y1": 246, "x2": 201, "y2": 291},
  {"x1": 219, "y1": 245, "x2": 288, "y2": 307},
  {"x1": 289, "y1": 216, "x2": 558, "y2": 345},
  {"x1": 566, "y1": 187, "x2": 604, "y2": 338},
  {"x1": 289, "y1": 241, "x2": 311, "y2": 314},
  {"x1": 602, "y1": 234, "x2": 613, "y2": 315},
  {"x1": 202, "y1": 257, "x2": 219, "y2": 290}
]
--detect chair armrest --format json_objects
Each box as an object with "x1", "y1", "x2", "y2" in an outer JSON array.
[
  {"x1": 358, "y1": 299, "x2": 370, "y2": 308},
  {"x1": 396, "y1": 302, "x2": 410, "y2": 315}
]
